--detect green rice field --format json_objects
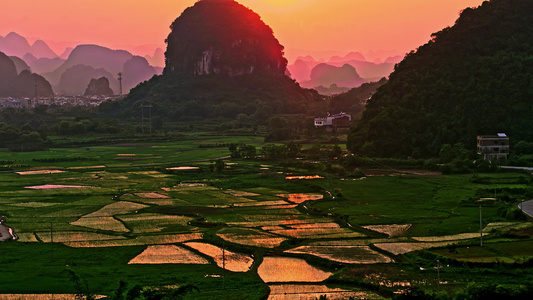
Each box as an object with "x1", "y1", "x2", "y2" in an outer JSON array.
[{"x1": 1, "y1": 137, "x2": 532, "y2": 299}]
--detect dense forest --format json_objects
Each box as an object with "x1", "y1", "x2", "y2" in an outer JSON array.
[{"x1": 347, "y1": 0, "x2": 533, "y2": 158}]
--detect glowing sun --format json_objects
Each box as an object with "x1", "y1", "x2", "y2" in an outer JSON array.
[{"x1": 261, "y1": 0, "x2": 303, "y2": 7}]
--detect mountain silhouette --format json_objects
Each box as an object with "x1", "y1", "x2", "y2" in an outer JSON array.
[
  {"x1": 10, "y1": 70, "x2": 54, "y2": 98},
  {"x1": 0, "y1": 51, "x2": 18, "y2": 86},
  {"x1": 57, "y1": 64, "x2": 116, "y2": 96},
  {"x1": 287, "y1": 54, "x2": 395, "y2": 86},
  {"x1": 9, "y1": 56, "x2": 31, "y2": 74},
  {"x1": 84, "y1": 76, "x2": 114, "y2": 96},
  {"x1": 328, "y1": 52, "x2": 366, "y2": 63},
  {"x1": 0, "y1": 32, "x2": 57, "y2": 59},
  {"x1": 31, "y1": 40, "x2": 58, "y2": 59},
  {"x1": 111, "y1": 0, "x2": 321, "y2": 120},
  {"x1": 0, "y1": 51, "x2": 53, "y2": 97},
  {"x1": 144, "y1": 48, "x2": 165, "y2": 67},
  {"x1": 44, "y1": 44, "x2": 132, "y2": 86},
  {"x1": 24, "y1": 54, "x2": 66, "y2": 74},
  {"x1": 164, "y1": 0, "x2": 287, "y2": 76},
  {"x1": 122, "y1": 56, "x2": 157, "y2": 91},
  {"x1": 59, "y1": 47, "x2": 73, "y2": 60},
  {"x1": 43, "y1": 44, "x2": 158, "y2": 95},
  {"x1": 301, "y1": 63, "x2": 366, "y2": 89}
]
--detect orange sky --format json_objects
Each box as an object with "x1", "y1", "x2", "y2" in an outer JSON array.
[{"x1": 0, "y1": 0, "x2": 485, "y2": 62}]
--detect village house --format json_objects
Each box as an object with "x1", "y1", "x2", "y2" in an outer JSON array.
[
  {"x1": 477, "y1": 133, "x2": 509, "y2": 161},
  {"x1": 314, "y1": 112, "x2": 352, "y2": 132}
]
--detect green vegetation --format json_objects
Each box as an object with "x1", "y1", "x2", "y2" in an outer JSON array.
[
  {"x1": 0, "y1": 135, "x2": 531, "y2": 299},
  {"x1": 348, "y1": 0, "x2": 533, "y2": 158}
]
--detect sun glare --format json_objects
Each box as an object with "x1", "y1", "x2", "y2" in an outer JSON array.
[{"x1": 261, "y1": 0, "x2": 303, "y2": 7}]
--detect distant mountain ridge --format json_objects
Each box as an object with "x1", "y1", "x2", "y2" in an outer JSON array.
[
  {"x1": 0, "y1": 51, "x2": 54, "y2": 97},
  {"x1": 301, "y1": 63, "x2": 365, "y2": 90},
  {"x1": 1, "y1": 33, "x2": 162, "y2": 96},
  {"x1": 0, "y1": 32, "x2": 57, "y2": 59},
  {"x1": 287, "y1": 52, "x2": 401, "y2": 93}
]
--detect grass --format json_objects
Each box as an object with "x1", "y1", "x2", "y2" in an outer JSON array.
[
  {"x1": 1, "y1": 139, "x2": 532, "y2": 298},
  {"x1": 309, "y1": 174, "x2": 503, "y2": 236}
]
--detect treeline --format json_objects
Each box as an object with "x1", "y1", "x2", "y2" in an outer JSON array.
[
  {"x1": 100, "y1": 71, "x2": 326, "y2": 122},
  {"x1": 348, "y1": 0, "x2": 533, "y2": 158},
  {"x1": 0, "y1": 122, "x2": 47, "y2": 151}
]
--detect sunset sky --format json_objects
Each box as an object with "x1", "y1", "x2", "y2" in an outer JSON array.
[{"x1": 0, "y1": 0, "x2": 485, "y2": 62}]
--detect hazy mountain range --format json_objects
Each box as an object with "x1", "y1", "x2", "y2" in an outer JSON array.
[
  {"x1": 0, "y1": 32, "x2": 164, "y2": 96},
  {"x1": 287, "y1": 51, "x2": 401, "y2": 94},
  {"x1": 1, "y1": 31, "x2": 400, "y2": 96}
]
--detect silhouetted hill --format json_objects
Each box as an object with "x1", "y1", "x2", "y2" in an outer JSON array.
[
  {"x1": 122, "y1": 56, "x2": 157, "y2": 92},
  {"x1": 164, "y1": 0, "x2": 287, "y2": 76},
  {"x1": 0, "y1": 51, "x2": 18, "y2": 92},
  {"x1": 84, "y1": 77, "x2": 114, "y2": 96},
  {"x1": 287, "y1": 55, "x2": 395, "y2": 87},
  {"x1": 329, "y1": 52, "x2": 366, "y2": 63},
  {"x1": 9, "y1": 56, "x2": 31, "y2": 74},
  {"x1": 57, "y1": 64, "x2": 116, "y2": 96},
  {"x1": 10, "y1": 70, "x2": 54, "y2": 98},
  {"x1": 0, "y1": 32, "x2": 57, "y2": 59},
  {"x1": 43, "y1": 44, "x2": 158, "y2": 95},
  {"x1": 44, "y1": 44, "x2": 132, "y2": 87},
  {"x1": 289, "y1": 59, "x2": 312, "y2": 82},
  {"x1": 24, "y1": 55, "x2": 65, "y2": 74},
  {"x1": 302, "y1": 63, "x2": 365, "y2": 89},
  {"x1": 0, "y1": 51, "x2": 53, "y2": 97},
  {"x1": 59, "y1": 47, "x2": 73, "y2": 60},
  {"x1": 31, "y1": 40, "x2": 58, "y2": 59},
  {"x1": 348, "y1": 0, "x2": 533, "y2": 158},
  {"x1": 328, "y1": 60, "x2": 395, "y2": 81},
  {"x1": 144, "y1": 48, "x2": 165, "y2": 68},
  {"x1": 107, "y1": 0, "x2": 322, "y2": 120}
]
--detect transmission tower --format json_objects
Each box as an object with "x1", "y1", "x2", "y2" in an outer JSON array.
[{"x1": 117, "y1": 72, "x2": 123, "y2": 96}]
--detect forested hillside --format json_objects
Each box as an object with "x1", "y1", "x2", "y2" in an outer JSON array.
[{"x1": 348, "y1": 0, "x2": 533, "y2": 158}]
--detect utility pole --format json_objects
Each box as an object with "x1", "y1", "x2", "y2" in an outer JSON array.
[
  {"x1": 479, "y1": 205, "x2": 483, "y2": 247},
  {"x1": 50, "y1": 222, "x2": 54, "y2": 261},
  {"x1": 117, "y1": 72, "x2": 123, "y2": 96}
]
